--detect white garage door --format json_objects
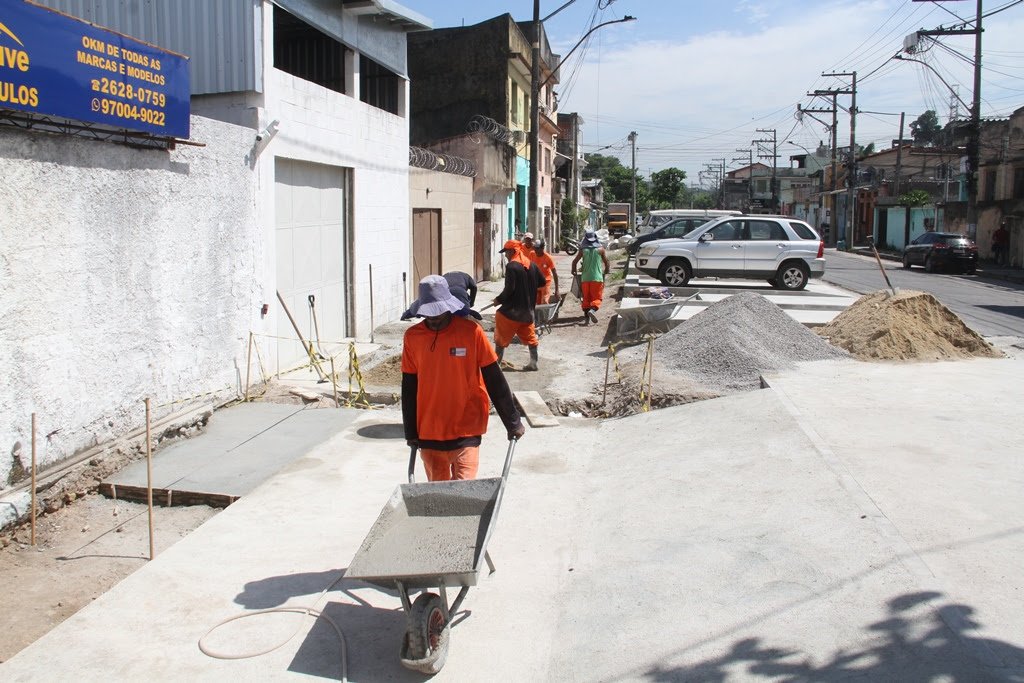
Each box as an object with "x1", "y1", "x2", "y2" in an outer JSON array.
[{"x1": 275, "y1": 158, "x2": 349, "y2": 371}]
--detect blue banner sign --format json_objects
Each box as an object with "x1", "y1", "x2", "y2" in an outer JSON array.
[{"x1": 0, "y1": 1, "x2": 190, "y2": 138}]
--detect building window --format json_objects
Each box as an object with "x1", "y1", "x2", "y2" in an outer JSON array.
[
  {"x1": 360, "y1": 55, "x2": 399, "y2": 115},
  {"x1": 510, "y1": 81, "x2": 519, "y2": 125},
  {"x1": 274, "y1": 6, "x2": 347, "y2": 94},
  {"x1": 1014, "y1": 167, "x2": 1024, "y2": 200},
  {"x1": 983, "y1": 169, "x2": 997, "y2": 201}
]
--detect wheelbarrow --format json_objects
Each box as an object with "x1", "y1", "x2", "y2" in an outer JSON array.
[{"x1": 345, "y1": 439, "x2": 518, "y2": 674}]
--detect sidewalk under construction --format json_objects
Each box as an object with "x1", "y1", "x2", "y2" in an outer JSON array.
[{"x1": 3, "y1": 356, "x2": 1022, "y2": 680}]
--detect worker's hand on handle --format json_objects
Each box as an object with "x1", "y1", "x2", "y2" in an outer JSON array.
[
  {"x1": 406, "y1": 438, "x2": 419, "y2": 449},
  {"x1": 508, "y1": 422, "x2": 526, "y2": 441}
]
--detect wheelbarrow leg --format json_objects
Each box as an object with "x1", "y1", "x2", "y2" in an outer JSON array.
[{"x1": 484, "y1": 550, "x2": 496, "y2": 574}]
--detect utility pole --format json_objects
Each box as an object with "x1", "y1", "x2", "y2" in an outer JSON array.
[
  {"x1": 712, "y1": 158, "x2": 725, "y2": 209},
  {"x1": 906, "y1": 0, "x2": 983, "y2": 239},
  {"x1": 894, "y1": 111, "x2": 906, "y2": 196},
  {"x1": 528, "y1": 0, "x2": 541, "y2": 236},
  {"x1": 733, "y1": 147, "x2": 754, "y2": 211},
  {"x1": 753, "y1": 129, "x2": 778, "y2": 212},
  {"x1": 822, "y1": 71, "x2": 857, "y2": 248},
  {"x1": 629, "y1": 131, "x2": 637, "y2": 229},
  {"x1": 802, "y1": 95, "x2": 838, "y2": 244}
]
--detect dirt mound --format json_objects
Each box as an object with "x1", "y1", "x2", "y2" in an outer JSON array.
[
  {"x1": 623, "y1": 292, "x2": 848, "y2": 391},
  {"x1": 816, "y1": 290, "x2": 1002, "y2": 361},
  {"x1": 359, "y1": 353, "x2": 403, "y2": 386}
]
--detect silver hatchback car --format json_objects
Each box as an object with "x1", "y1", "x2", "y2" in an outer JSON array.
[{"x1": 634, "y1": 215, "x2": 825, "y2": 290}]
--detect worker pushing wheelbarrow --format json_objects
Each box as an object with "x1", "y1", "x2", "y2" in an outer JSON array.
[
  {"x1": 345, "y1": 438, "x2": 519, "y2": 673},
  {"x1": 347, "y1": 274, "x2": 526, "y2": 672}
]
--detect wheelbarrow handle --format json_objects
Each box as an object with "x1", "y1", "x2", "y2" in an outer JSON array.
[
  {"x1": 501, "y1": 437, "x2": 519, "y2": 481},
  {"x1": 408, "y1": 440, "x2": 517, "y2": 483},
  {"x1": 408, "y1": 445, "x2": 418, "y2": 483}
]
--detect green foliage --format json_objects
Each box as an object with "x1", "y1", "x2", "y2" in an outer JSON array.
[
  {"x1": 649, "y1": 167, "x2": 687, "y2": 207},
  {"x1": 898, "y1": 189, "x2": 931, "y2": 207},
  {"x1": 856, "y1": 142, "x2": 876, "y2": 156},
  {"x1": 582, "y1": 152, "x2": 648, "y2": 205},
  {"x1": 910, "y1": 110, "x2": 942, "y2": 146},
  {"x1": 560, "y1": 197, "x2": 590, "y2": 239}
]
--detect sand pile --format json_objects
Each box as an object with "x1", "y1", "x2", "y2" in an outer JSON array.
[
  {"x1": 624, "y1": 292, "x2": 848, "y2": 392},
  {"x1": 816, "y1": 289, "x2": 1002, "y2": 361}
]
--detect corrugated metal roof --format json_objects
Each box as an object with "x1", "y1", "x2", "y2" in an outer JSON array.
[{"x1": 34, "y1": 0, "x2": 260, "y2": 95}]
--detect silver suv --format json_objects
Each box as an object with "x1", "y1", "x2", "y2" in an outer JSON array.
[{"x1": 634, "y1": 215, "x2": 825, "y2": 290}]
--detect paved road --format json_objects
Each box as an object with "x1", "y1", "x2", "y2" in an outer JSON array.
[{"x1": 823, "y1": 249, "x2": 1024, "y2": 337}]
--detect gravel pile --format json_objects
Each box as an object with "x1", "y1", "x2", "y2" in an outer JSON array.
[{"x1": 625, "y1": 292, "x2": 848, "y2": 391}]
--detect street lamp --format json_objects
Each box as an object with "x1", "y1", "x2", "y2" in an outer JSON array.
[{"x1": 528, "y1": 10, "x2": 636, "y2": 239}]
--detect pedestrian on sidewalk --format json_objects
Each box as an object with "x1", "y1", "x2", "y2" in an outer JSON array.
[
  {"x1": 571, "y1": 229, "x2": 610, "y2": 325},
  {"x1": 525, "y1": 236, "x2": 559, "y2": 304},
  {"x1": 401, "y1": 275, "x2": 525, "y2": 481},
  {"x1": 493, "y1": 240, "x2": 543, "y2": 370},
  {"x1": 992, "y1": 223, "x2": 1009, "y2": 266}
]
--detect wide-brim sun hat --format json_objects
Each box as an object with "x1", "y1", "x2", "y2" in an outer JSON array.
[
  {"x1": 581, "y1": 230, "x2": 600, "y2": 248},
  {"x1": 405, "y1": 275, "x2": 467, "y2": 318}
]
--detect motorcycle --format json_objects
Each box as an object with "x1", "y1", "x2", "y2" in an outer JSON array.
[{"x1": 560, "y1": 238, "x2": 579, "y2": 255}]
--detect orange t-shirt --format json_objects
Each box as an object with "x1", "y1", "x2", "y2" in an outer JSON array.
[
  {"x1": 528, "y1": 249, "x2": 556, "y2": 285},
  {"x1": 401, "y1": 316, "x2": 499, "y2": 441}
]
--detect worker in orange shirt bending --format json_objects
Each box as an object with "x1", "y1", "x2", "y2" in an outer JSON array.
[
  {"x1": 402, "y1": 275, "x2": 525, "y2": 481},
  {"x1": 523, "y1": 234, "x2": 559, "y2": 305}
]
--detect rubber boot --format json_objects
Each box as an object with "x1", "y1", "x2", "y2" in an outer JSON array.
[
  {"x1": 582, "y1": 308, "x2": 591, "y2": 326},
  {"x1": 523, "y1": 345, "x2": 539, "y2": 371}
]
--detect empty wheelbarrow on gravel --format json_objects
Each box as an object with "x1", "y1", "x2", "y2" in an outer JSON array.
[{"x1": 345, "y1": 439, "x2": 518, "y2": 674}]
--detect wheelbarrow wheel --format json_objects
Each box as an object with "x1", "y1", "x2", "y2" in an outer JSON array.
[{"x1": 400, "y1": 592, "x2": 450, "y2": 674}]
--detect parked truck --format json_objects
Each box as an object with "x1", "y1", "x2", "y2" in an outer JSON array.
[{"x1": 606, "y1": 202, "x2": 631, "y2": 237}]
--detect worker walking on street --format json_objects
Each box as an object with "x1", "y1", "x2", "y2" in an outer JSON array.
[
  {"x1": 524, "y1": 235, "x2": 559, "y2": 305},
  {"x1": 402, "y1": 275, "x2": 525, "y2": 481},
  {"x1": 992, "y1": 223, "x2": 1009, "y2": 266},
  {"x1": 571, "y1": 229, "x2": 610, "y2": 325},
  {"x1": 493, "y1": 239, "x2": 543, "y2": 370}
]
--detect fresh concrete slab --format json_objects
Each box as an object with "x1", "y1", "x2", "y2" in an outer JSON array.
[
  {"x1": 5, "y1": 359, "x2": 1023, "y2": 680},
  {"x1": 102, "y1": 402, "x2": 360, "y2": 504},
  {"x1": 514, "y1": 390, "x2": 560, "y2": 427}
]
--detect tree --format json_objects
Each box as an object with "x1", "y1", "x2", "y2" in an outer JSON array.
[
  {"x1": 649, "y1": 167, "x2": 687, "y2": 208},
  {"x1": 899, "y1": 189, "x2": 932, "y2": 247},
  {"x1": 582, "y1": 152, "x2": 649, "y2": 206},
  {"x1": 910, "y1": 110, "x2": 942, "y2": 146}
]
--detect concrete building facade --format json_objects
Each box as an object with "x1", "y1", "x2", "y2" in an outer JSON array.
[{"x1": 1, "y1": 0, "x2": 427, "y2": 485}]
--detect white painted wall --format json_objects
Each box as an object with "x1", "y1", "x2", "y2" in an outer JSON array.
[
  {"x1": 253, "y1": 66, "x2": 410, "y2": 346},
  {"x1": 0, "y1": 116, "x2": 259, "y2": 485}
]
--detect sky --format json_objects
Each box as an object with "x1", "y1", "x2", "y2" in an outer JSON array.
[{"x1": 398, "y1": 0, "x2": 1024, "y2": 187}]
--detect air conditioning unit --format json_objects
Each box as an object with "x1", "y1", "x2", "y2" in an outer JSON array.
[
  {"x1": 539, "y1": 104, "x2": 549, "y2": 115},
  {"x1": 512, "y1": 130, "x2": 526, "y2": 145}
]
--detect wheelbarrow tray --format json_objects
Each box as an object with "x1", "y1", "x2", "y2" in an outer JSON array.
[{"x1": 346, "y1": 477, "x2": 504, "y2": 590}]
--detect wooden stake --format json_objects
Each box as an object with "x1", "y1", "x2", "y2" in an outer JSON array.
[
  {"x1": 145, "y1": 398, "x2": 154, "y2": 560},
  {"x1": 244, "y1": 331, "x2": 253, "y2": 401},
  {"x1": 30, "y1": 412, "x2": 37, "y2": 546},
  {"x1": 602, "y1": 347, "x2": 613, "y2": 406},
  {"x1": 369, "y1": 264, "x2": 376, "y2": 343},
  {"x1": 329, "y1": 355, "x2": 340, "y2": 408}
]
